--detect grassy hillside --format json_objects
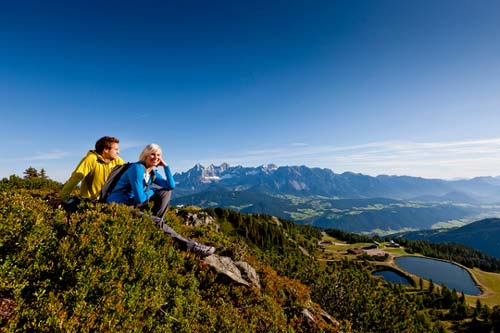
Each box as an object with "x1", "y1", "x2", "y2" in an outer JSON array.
[
  {"x1": 2, "y1": 186, "x2": 500, "y2": 332},
  {"x1": 426, "y1": 218, "x2": 500, "y2": 258},
  {"x1": 1, "y1": 190, "x2": 345, "y2": 332},
  {"x1": 398, "y1": 218, "x2": 500, "y2": 258}
]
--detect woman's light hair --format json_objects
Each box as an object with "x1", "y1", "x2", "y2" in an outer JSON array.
[{"x1": 139, "y1": 143, "x2": 162, "y2": 162}]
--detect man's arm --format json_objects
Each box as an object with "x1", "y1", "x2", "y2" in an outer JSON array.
[
  {"x1": 58, "y1": 153, "x2": 96, "y2": 200},
  {"x1": 58, "y1": 172, "x2": 85, "y2": 200}
]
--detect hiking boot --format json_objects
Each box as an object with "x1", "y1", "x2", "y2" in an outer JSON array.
[{"x1": 190, "y1": 243, "x2": 215, "y2": 257}]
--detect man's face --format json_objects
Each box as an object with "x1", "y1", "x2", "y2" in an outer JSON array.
[{"x1": 103, "y1": 143, "x2": 120, "y2": 161}]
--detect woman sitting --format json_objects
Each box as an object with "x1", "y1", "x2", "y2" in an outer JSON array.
[{"x1": 106, "y1": 143, "x2": 215, "y2": 257}]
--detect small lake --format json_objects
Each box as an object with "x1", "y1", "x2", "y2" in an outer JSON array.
[
  {"x1": 373, "y1": 270, "x2": 413, "y2": 286},
  {"x1": 395, "y1": 256, "x2": 481, "y2": 295}
]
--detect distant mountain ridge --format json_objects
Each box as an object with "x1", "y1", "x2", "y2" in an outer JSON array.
[
  {"x1": 173, "y1": 163, "x2": 500, "y2": 203},
  {"x1": 398, "y1": 218, "x2": 500, "y2": 258}
]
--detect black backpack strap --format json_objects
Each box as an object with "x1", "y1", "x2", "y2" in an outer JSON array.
[{"x1": 99, "y1": 162, "x2": 132, "y2": 203}]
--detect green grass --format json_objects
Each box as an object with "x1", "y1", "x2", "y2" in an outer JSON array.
[
  {"x1": 288, "y1": 208, "x2": 324, "y2": 220},
  {"x1": 467, "y1": 269, "x2": 500, "y2": 307},
  {"x1": 431, "y1": 220, "x2": 468, "y2": 229}
]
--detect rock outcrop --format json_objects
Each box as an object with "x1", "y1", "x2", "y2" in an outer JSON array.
[
  {"x1": 203, "y1": 255, "x2": 261, "y2": 289},
  {"x1": 184, "y1": 211, "x2": 220, "y2": 232},
  {"x1": 234, "y1": 260, "x2": 261, "y2": 289},
  {"x1": 301, "y1": 301, "x2": 340, "y2": 327}
]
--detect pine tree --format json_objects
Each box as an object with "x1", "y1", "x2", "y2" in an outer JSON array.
[
  {"x1": 459, "y1": 292, "x2": 465, "y2": 304},
  {"x1": 491, "y1": 305, "x2": 500, "y2": 332},
  {"x1": 480, "y1": 304, "x2": 491, "y2": 320},
  {"x1": 39, "y1": 168, "x2": 48, "y2": 179},
  {"x1": 473, "y1": 298, "x2": 482, "y2": 318},
  {"x1": 23, "y1": 166, "x2": 38, "y2": 178},
  {"x1": 428, "y1": 279, "x2": 435, "y2": 294}
]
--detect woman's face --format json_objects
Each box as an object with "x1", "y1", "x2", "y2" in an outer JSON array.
[{"x1": 145, "y1": 150, "x2": 161, "y2": 168}]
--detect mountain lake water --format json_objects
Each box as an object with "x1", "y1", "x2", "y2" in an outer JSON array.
[
  {"x1": 373, "y1": 270, "x2": 413, "y2": 286},
  {"x1": 394, "y1": 256, "x2": 481, "y2": 295}
]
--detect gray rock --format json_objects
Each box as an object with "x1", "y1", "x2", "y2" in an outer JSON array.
[
  {"x1": 301, "y1": 308, "x2": 316, "y2": 323},
  {"x1": 203, "y1": 255, "x2": 249, "y2": 287},
  {"x1": 301, "y1": 301, "x2": 339, "y2": 327},
  {"x1": 235, "y1": 261, "x2": 261, "y2": 289},
  {"x1": 203, "y1": 255, "x2": 262, "y2": 290}
]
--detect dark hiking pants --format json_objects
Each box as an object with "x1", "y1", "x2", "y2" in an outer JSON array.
[{"x1": 137, "y1": 189, "x2": 196, "y2": 250}]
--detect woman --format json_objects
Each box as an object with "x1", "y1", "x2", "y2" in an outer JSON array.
[{"x1": 107, "y1": 143, "x2": 215, "y2": 257}]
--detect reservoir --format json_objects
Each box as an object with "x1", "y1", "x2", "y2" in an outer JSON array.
[
  {"x1": 395, "y1": 256, "x2": 481, "y2": 295},
  {"x1": 373, "y1": 270, "x2": 413, "y2": 286}
]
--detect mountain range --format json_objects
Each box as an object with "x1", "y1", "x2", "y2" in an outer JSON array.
[
  {"x1": 171, "y1": 163, "x2": 500, "y2": 234},
  {"x1": 173, "y1": 163, "x2": 500, "y2": 202}
]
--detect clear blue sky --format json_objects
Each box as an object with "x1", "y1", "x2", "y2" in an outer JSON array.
[{"x1": 2, "y1": 0, "x2": 500, "y2": 181}]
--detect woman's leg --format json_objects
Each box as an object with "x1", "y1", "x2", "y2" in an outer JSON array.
[{"x1": 151, "y1": 189, "x2": 171, "y2": 220}]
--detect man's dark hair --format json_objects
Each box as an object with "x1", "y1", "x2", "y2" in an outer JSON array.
[{"x1": 95, "y1": 136, "x2": 119, "y2": 154}]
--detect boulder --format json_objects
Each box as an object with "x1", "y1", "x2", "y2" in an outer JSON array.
[
  {"x1": 235, "y1": 261, "x2": 261, "y2": 289},
  {"x1": 203, "y1": 255, "x2": 261, "y2": 290}
]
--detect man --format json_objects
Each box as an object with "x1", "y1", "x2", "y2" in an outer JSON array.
[{"x1": 58, "y1": 136, "x2": 125, "y2": 201}]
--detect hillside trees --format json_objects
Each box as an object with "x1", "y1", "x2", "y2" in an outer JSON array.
[
  {"x1": 324, "y1": 228, "x2": 381, "y2": 244},
  {"x1": 23, "y1": 167, "x2": 48, "y2": 179},
  {"x1": 23, "y1": 167, "x2": 39, "y2": 178},
  {"x1": 1, "y1": 169, "x2": 62, "y2": 191},
  {"x1": 207, "y1": 208, "x2": 444, "y2": 332}
]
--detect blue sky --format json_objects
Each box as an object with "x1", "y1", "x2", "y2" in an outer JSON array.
[{"x1": 2, "y1": 0, "x2": 500, "y2": 181}]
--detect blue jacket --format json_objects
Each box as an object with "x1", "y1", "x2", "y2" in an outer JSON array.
[{"x1": 106, "y1": 162, "x2": 175, "y2": 205}]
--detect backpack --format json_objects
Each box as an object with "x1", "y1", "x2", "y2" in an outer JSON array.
[{"x1": 98, "y1": 163, "x2": 132, "y2": 203}]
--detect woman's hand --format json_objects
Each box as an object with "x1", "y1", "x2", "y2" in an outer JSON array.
[{"x1": 158, "y1": 157, "x2": 167, "y2": 167}]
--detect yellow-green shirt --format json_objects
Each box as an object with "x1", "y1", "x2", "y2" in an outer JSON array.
[{"x1": 59, "y1": 151, "x2": 125, "y2": 200}]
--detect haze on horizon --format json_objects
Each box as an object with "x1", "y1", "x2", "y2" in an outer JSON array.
[{"x1": 1, "y1": 1, "x2": 500, "y2": 182}]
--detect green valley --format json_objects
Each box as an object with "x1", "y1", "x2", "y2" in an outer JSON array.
[{"x1": 173, "y1": 191, "x2": 498, "y2": 235}]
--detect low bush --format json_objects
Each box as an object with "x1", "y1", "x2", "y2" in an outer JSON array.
[{"x1": 0, "y1": 190, "x2": 338, "y2": 332}]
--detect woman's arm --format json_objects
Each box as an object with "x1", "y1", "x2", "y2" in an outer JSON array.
[
  {"x1": 153, "y1": 157, "x2": 175, "y2": 190},
  {"x1": 153, "y1": 165, "x2": 176, "y2": 190}
]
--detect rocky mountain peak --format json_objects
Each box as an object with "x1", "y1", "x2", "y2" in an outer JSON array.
[{"x1": 260, "y1": 164, "x2": 278, "y2": 173}]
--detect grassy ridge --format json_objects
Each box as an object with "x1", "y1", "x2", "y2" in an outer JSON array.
[
  {"x1": 4, "y1": 187, "x2": 500, "y2": 332},
  {"x1": 0, "y1": 190, "x2": 338, "y2": 332}
]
